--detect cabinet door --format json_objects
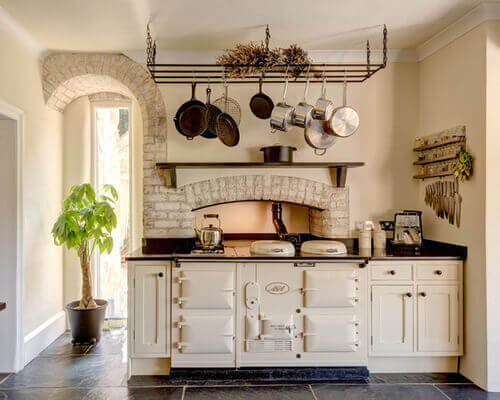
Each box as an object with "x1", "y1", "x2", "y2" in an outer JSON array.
[
  {"x1": 417, "y1": 285, "x2": 459, "y2": 353},
  {"x1": 371, "y1": 285, "x2": 414, "y2": 354},
  {"x1": 133, "y1": 265, "x2": 168, "y2": 355}
]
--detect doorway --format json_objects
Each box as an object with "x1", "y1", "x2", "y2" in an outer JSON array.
[
  {"x1": 0, "y1": 101, "x2": 23, "y2": 373},
  {"x1": 91, "y1": 102, "x2": 131, "y2": 323}
]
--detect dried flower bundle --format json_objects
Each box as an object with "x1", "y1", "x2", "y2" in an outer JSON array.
[{"x1": 217, "y1": 42, "x2": 311, "y2": 79}]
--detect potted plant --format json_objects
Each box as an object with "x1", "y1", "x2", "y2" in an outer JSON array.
[{"x1": 52, "y1": 183, "x2": 118, "y2": 344}]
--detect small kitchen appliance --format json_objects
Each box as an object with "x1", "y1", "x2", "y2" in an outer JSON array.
[
  {"x1": 392, "y1": 210, "x2": 423, "y2": 251},
  {"x1": 195, "y1": 214, "x2": 223, "y2": 248}
]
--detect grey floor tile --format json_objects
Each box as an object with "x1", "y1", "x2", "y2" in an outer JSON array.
[
  {"x1": 312, "y1": 384, "x2": 449, "y2": 399},
  {"x1": 184, "y1": 385, "x2": 315, "y2": 399},
  {"x1": 0, "y1": 387, "x2": 183, "y2": 400},
  {"x1": 0, "y1": 354, "x2": 127, "y2": 388},
  {"x1": 369, "y1": 373, "x2": 471, "y2": 384},
  {"x1": 86, "y1": 329, "x2": 127, "y2": 356},
  {"x1": 38, "y1": 333, "x2": 91, "y2": 357},
  {"x1": 127, "y1": 375, "x2": 187, "y2": 387},
  {"x1": 436, "y1": 384, "x2": 500, "y2": 399}
]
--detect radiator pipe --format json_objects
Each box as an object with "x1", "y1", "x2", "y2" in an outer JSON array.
[{"x1": 272, "y1": 202, "x2": 288, "y2": 240}]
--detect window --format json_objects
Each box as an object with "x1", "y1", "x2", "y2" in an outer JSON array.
[{"x1": 93, "y1": 104, "x2": 130, "y2": 319}]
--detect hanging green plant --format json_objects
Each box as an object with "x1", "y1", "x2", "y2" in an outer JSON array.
[{"x1": 453, "y1": 149, "x2": 473, "y2": 182}]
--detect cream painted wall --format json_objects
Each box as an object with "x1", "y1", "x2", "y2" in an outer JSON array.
[
  {"x1": 417, "y1": 24, "x2": 487, "y2": 388},
  {"x1": 0, "y1": 30, "x2": 64, "y2": 336},
  {"x1": 163, "y1": 62, "x2": 419, "y2": 235},
  {"x1": 485, "y1": 20, "x2": 500, "y2": 392}
]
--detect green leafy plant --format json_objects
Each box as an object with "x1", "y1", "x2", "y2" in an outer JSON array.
[
  {"x1": 52, "y1": 184, "x2": 118, "y2": 309},
  {"x1": 453, "y1": 149, "x2": 473, "y2": 182}
]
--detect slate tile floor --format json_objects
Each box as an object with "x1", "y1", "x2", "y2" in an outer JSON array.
[{"x1": 0, "y1": 329, "x2": 495, "y2": 399}]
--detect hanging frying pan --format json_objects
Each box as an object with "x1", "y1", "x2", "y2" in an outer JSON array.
[
  {"x1": 249, "y1": 77, "x2": 274, "y2": 119},
  {"x1": 173, "y1": 82, "x2": 208, "y2": 140},
  {"x1": 325, "y1": 80, "x2": 359, "y2": 138},
  {"x1": 201, "y1": 87, "x2": 222, "y2": 139},
  {"x1": 216, "y1": 112, "x2": 240, "y2": 147}
]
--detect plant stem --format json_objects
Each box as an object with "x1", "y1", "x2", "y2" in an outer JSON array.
[{"x1": 78, "y1": 242, "x2": 97, "y2": 309}]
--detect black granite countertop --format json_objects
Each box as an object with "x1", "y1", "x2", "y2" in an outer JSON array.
[{"x1": 126, "y1": 238, "x2": 466, "y2": 262}]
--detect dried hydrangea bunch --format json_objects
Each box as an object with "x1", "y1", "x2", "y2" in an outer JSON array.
[{"x1": 217, "y1": 42, "x2": 311, "y2": 78}]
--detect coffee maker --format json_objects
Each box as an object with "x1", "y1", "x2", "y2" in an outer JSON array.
[{"x1": 392, "y1": 210, "x2": 423, "y2": 253}]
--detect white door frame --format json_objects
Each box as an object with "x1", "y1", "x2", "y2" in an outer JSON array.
[
  {"x1": 0, "y1": 98, "x2": 24, "y2": 372},
  {"x1": 90, "y1": 100, "x2": 133, "y2": 307}
]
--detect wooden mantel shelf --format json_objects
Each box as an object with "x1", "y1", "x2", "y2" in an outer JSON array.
[{"x1": 155, "y1": 162, "x2": 365, "y2": 188}]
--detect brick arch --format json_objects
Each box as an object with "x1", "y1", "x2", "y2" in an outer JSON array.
[
  {"x1": 155, "y1": 176, "x2": 349, "y2": 239},
  {"x1": 41, "y1": 53, "x2": 167, "y2": 236}
]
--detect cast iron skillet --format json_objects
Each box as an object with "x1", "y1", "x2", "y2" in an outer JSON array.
[
  {"x1": 201, "y1": 87, "x2": 222, "y2": 139},
  {"x1": 173, "y1": 82, "x2": 208, "y2": 140},
  {"x1": 249, "y1": 77, "x2": 274, "y2": 119},
  {"x1": 216, "y1": 112, "x2": 240, "y2": 147}
]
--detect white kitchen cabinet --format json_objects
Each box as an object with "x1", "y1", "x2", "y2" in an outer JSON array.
[
  {"x1": 368, "y1": 260, "x2": 463, "y2": 358},
  {"x1": 130, "y1": 263, "x2": 169, "y2": 357},
  {"x1": 171, "y1": 261, "x2": 236, "y2": 367},
  {"x1": 371, "y1": 285, "x2": 414, "y2": 354},
  {"x1": 417, "y1": 285, "x2": 459, "y2": 353}
]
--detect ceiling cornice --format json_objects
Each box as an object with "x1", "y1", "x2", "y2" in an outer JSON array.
[
  {"x1": 0, "y1": 5, "x2": 47, "y2": 59},
  {"x1": 416, "y1": 2, "x2": 500, "y2": 61}
]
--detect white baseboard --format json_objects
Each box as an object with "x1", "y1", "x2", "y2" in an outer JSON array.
[{"x1": 24, "y1": 311, "x2": 66, "y2": 366}]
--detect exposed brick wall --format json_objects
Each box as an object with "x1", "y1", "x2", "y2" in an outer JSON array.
[
  {"x1": 41, "y1": 53, "x2": 167, "y2": 237},
  {"x1": 42, "y1": 53, "x2": 349, "y2": 239},
  {"x1": 147, "y1": 176, "x2": 349, "y2": 238}
]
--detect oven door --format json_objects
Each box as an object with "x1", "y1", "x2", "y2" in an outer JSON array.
[
  {"x1": 303, "y1": 314, "x2": 359, "y2": 352},
  {"x1": 303, "y1": 267, "x2": 358, "y2": 308},
  {"x1": 177, "y1": 315, "x2": 234, "y2": 354}
]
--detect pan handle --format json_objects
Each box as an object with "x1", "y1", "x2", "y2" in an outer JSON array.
[
  {"x1": 314, "y1": 148, "x2": 327, "y2": 156},
  {"x1": 191, "y1": 82, "x2": 196, "y2": 100}
]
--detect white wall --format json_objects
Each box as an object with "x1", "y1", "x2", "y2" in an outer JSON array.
[
  {"x1": 163, "y1": 62, "x2": 419, "y2": 234},
  {"x1": 0, "y1": 118, "x2": 18, "y2": 371},
  {"x1": 485, "y1": 20, "x2": 500, "y2": 392},
  {"x1": 0, "y1": 29, "x2": 64, "y2": 361},
  {"x1": 417, "y1": 23, "x2": 487, "y2": 388}
]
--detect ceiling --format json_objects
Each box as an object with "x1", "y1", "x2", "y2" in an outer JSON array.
[{"x1": 0, "y1": 0, "x2": 489, "y2": 52}]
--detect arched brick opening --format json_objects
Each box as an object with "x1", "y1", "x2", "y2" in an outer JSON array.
[
  {"x1": 41, "y1": 53, "x2": 167, "y2": 236},
  {"x1": 151, "y1": 176, "x2": 349, "y2": 238}
]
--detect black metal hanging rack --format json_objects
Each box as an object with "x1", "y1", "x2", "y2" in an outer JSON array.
[{"x1": 146, "y1": 25, "x2": 388, "y2": 85}]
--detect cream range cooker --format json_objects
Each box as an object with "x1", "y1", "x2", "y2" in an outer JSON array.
[{"x1": 170, "y1": 259, "x2": 367, "y2": 368}]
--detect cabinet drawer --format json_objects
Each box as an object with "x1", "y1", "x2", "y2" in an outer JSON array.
[
  {"x1": 371, "y1": 264, "x2": 412, "y2": 281},
  {"x1": 416, "y1": 264, "x2": 458, "y2": 281}
]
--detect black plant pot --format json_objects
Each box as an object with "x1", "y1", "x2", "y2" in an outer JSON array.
[{"x1": 65, "y1": 299, "x2": 107, "y2": 344}]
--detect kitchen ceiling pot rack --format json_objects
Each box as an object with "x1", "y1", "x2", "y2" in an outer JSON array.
[
  {"x1": 145, "y1": 25, "x2": 388, "y2": 85},
  {"x1": 155, "y1": 162, "x2": 364, "y2": 188}
]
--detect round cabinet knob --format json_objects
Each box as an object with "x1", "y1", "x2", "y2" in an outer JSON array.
[
  {"x1": 389, "y1": 270, "x2": 396, "y2": 275},
  {"x1": 420, "y1": 292, "x2": 427, "y2": 297},
  {"x1": 158, "y1": 272, "x2": 164, "y2": 278},
  {"x1": 435, "y1": 270, "x2": 443, "y2": 276},
  {"x1": 406, "y1": 292, "x2": 413, "y2": 298}
]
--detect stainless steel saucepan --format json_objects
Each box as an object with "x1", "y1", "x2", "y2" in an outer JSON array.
[
  {"x1": 270, "y1": 75, "x2": 294, "y2": 132},
  {"x1": 293, "y1": 68, "x2": 313, "y2": 128},
  {"x1": 326, "y1": 79, "x2": 359, "y2": 137},
  {"x1": 313, "y1": 76, "x2": 335, "y2": 121}
]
